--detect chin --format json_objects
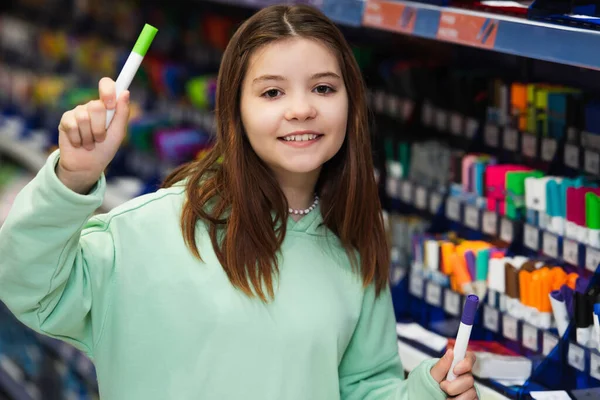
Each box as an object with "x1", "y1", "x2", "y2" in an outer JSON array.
[{"x1": 277, "y1": 160, "x2": 324, "y2": 175}]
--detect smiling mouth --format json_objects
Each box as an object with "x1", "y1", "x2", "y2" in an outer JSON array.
[{"x1": 278, "y1": 133, "x2": 324, "y2": 142}]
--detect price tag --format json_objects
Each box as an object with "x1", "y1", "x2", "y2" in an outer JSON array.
[
  {"x1": 503, "y1": 127, "x2": 519, "y2": 152},
  {"x1": 482, "y1": 211, "x2": 498, "y2": 236},
  {"x1": 563, "y1": 239, "x2": 580, "y2": 266},
  {"x1": 426, "y1": 282, "x2": 442, "y2": 306},
  {"x1": 450, "y1": 112, "x2": 463, "y2": 136},
  {"x1": 590, "y1": 353, "x2": 600, "y2": 381},
  {"x1": 524, "y1": 224, "x2": 540, "y2": 250},
  {"x1": 444, "y1": 289, "x2": 461, "y2": 317},
  {"x1": 487, "y1": 289, "x2": 497, "y2": 308},
  {"x1": 483, "y1": 305, "x2": 499, "y2": 333},
  {"x1": 522, "y1": 323, "x2": 539, "y2": 352},
  {"x1": 429, "y1": 192, "x2": 443, "y2": 214},
  {"x1": 464, "y1": 205, "x2": 480, "y2": 230},
  {"x1": 584, "y1": 150, "x2": 600, "y2": 176},
  {"x1": 564, "y1": 144, "x2": 580, "y2": 169},
  {"x1": 445, "y1": 198, "x2": 462, "y2": 222},
  {"x1": 500, "y1": 218, "x2": 514, "y2": 243},
  {"x1": 409, "y1": 273, "x2": 424, "y2": 298},
  {"x1": 586, "y1": 246, "x2": 600, "y2": 273},
  {"x1": 386, "y1": 178, "x2": 398, "y2": 199},
  {"x1": 400, "y1": 180, "x2": 413, "y2": 204},
  {"x1": 542, "y1": 231, "x2": 559, "y2": 259},
  {"x1": 386, "y1": 95, "x2": 400, "y2": 118},
  {"x1": 568, "y1": 343, "x2": 586, "y2": 371},
  {"x1": 435, "y1": 108, "x2": 448, "y2": 132},
  {"x1": 422, "y1": 102, "x2": 434, "y2": 127},
  {"x1": 541, "y1": 138, "x2": 558, "y2": 162},
  {"x1": 484, "y1": 124, "x2": 500, "y2": 148},
  {"x1": 503, "y1": 314, "x2": 519, "y2": 341},
  {"x1": 415, "y1": 186, "x2": 428, "y2": 210},
  {"x1": 522, "y1": 133, "x2": 538, "y2": 158},
  {"x1": 402, "y1": 100, "x2": 414, "y2": 121},
  {"x1": 543, "y1": 332, "x2": 559, "y2": 356},
  {"x1": 465, "y1": 118, "x2": 479, "y2": 140}
]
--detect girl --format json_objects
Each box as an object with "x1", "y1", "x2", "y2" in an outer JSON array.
[{"x1": 0, "y1": 5, "x2": 477, "y2": 400}]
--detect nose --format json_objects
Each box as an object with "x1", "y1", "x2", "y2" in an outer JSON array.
[{"x1": 284, "y1": 94, "x2": 317, "y2": 121}]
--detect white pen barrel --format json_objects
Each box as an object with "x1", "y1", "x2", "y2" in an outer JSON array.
[
  {"x1": 105, "y1": 51, "x2": 144, "y2": 129},
  {"x1": 446, "y1": 322, "x2": 472, "y2": 381}
]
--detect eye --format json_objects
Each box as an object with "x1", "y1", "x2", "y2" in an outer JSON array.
[
  {"x1": 314, "y1": 85, "x2": 335, "y2": 95},
  {"x1": 262, "y1": 89, "x2": 282, "y2": 99}
]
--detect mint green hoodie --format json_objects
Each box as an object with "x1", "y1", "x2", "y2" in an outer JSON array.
[{"x1": 0, "y1": 151, "x2": 447, "y2": 400}]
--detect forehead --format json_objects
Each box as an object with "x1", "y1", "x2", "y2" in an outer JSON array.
[{"x1": 245, "y1": 37, "x2": 342, "y2": 79}]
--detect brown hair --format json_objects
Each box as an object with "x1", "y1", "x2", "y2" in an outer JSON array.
[{"x1": 163, "y1": 4, "x2": 389, "y2": 301}]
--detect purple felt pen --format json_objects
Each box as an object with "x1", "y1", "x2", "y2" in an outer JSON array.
[{"x1": 447, "y1": 294, "x2": 479, "y2": 381}]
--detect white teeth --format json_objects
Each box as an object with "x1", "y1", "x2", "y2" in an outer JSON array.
[{"x1": 283, "y1": 134, "x2": 319, "y2": 142}]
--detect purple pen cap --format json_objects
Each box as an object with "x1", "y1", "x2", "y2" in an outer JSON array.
[{"x1": 461, "y1": 294, "x2": 479, "y2": 325}]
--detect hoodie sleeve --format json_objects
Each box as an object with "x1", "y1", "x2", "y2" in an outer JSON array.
[
  {"x1": 0, "y1": 150, "x2": 116, "y2": 358},
  {"x1": 338, "y1": 284, "x2": 447, "y2": 400}
]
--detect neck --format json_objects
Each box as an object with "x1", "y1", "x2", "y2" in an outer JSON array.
[{"x1": 273, "y1": 168, "x2": 321, "y2": 212}]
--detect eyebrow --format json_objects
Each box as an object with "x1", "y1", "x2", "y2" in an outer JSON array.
[{"x1": 252, "y1": 72, "x2": 342, "y2": 85}]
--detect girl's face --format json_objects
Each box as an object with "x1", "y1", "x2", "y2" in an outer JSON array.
[{"x1": 240, "y1": 37, "x2": 348, "y2": 181}]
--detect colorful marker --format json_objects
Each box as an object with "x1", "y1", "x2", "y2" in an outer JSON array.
[{"x1": 447, "y1": 294, "x2": 479, "y2": 381}]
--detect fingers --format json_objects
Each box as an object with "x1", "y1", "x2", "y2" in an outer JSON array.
[
  {"x1": 59, "y1": 110, "x2": 81, "y2": 148},
  {"x1": 99, "y1": 77, "x2": 116, "y2": 110},
  {"x1": 110, "y1": 90, "x2": 131, "y2": 133},
  {"x1": 440, "y1": 373, "x2": 475, "y2": 397},
  {"x1": 453, "y1": 352, "x2": 476, "y2": 376},
  {"x1": 430, "y1": 349, "x2": 454, "y2": 383},
  {"x1": 74, "y1": 105, "x2": 94, "y2": 150},
  {"x1": 87, "y1": 100, "x2": 107, "y2": 143},
  {"x1": 447, "y1": 387, "x2": 478, "y2": 400}
]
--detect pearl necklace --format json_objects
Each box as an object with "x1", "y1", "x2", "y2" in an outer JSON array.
[{"x1": 289, "y1": 195, "x2": 319, "y2": 216}]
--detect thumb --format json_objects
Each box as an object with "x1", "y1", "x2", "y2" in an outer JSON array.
[
  {"x1": 430, "y1": 349, "x2": 453, "y2": 383},
  {"x1": 107, "y1": 90, "x2": 131, "y2": 137}
]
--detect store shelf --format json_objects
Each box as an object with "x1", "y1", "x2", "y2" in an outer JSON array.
[
  {"x1": 0, "y1": 136, "x2": 131, "y2": 213},
  {"x1": 322, "y1": 0, "x2": 600, "y2": 70},
  {"x1": 397, "y1": 340, "x2": 512, "y2": 400}
]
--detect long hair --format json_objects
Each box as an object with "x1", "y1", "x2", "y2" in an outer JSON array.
[{"x1": 162, "y1": 5, "x2": 389, "y2": 301}]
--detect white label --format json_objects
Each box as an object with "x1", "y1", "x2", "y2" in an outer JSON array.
[
  {"x1": 464, "y1": 205, "x2": 480, "y2": 230},
  {"x1": 584, "y1": 150, "x2": 600, "y2": 176},
  {"x1": 444, "y1": 289, "x2": 461, "y2": 317},
  {"x1": 422, "y1": 102, "x2": 434, "y2": 127},
  {"x1": 484, "y1": 124, "x2": 500, "y2": 148},
  {"x1": 563, "y1": 239, "x2": 579, "y2": 266},
  {"x1": 409, "y1": 273, "x2": 424, "y2": 298},
  {"x1": 500, "y1": 218, "x2": 514, "y2": 243},
  {"x1": 564, "y1": 144, "x2": 580, "y2": 169},
  {"x1": 445, "y1": 198, "x2": 461, "y2": 222},
  {"x1": 450, "y1": 113, "x2": 463, "y2": 136},
  {"x1": 415, "y1": 186, "x2": 428, "y2": 210},
  {"x1": 482, "y1": 211, "x2": 498, "y2": 236},
  {"x1": 503, "y1": 127, "x2": 519, "y2": 152},
  {"x1": 403, "y1": 100, "x2": 414, "y2": 121},
  {"x1": 522, "y1": 323, "x2": 539, "y2": 351},
  {"x1": 426, "y1": 282, "x2": 442, "y2": 307},
  {"x1": 590, "y1": 353, "x2": 600, "y2": 381},
  {"x1": 429, "y1": 192, "x2": 443, "y2": 214},
  {"x1": 586, "y1": 246, "x2": 600, "y2": 273},
  {"x1": 524, "y1": 224, "x2": 540, "y2": 250},
  {"x1": 483, "y1": 305, "x2": 499, "y2": 333},
  {"x1": 568, "y1": 343, "x2": 586, "y2": 371},
  {"x1": 435, "y1": 109, "x2": 448, "y2": 132},
  {"x1": 543, "y1": 332, "x2": 559, "y2": 356},
  {"x1": 400, "y1": 181, "x2": 413, "y2": 204},
  {"x1": 386, "y1": 178, "x2": 398, "y2": 199},
  {"x1": 543, "y1": 231, "x2": 559, "y2": 259},
  {"x1": 387, "y1": 95, "x2": 400, "y2": 117},
  {"x1": 466, "y1": 118, "x2": 479, "y2": 140},
  {"x1": 487, "y1": 289, "x2": 497, "y2": 307},
  {"x1": 522, "y1": 134, "x2": 538, "y2": 158},
  {"x1": 503, "y1": 314, "x2": 519, "y2": 341},
  {"x1": 541, "y1": 138, "x2": 558, "y2": 162}
]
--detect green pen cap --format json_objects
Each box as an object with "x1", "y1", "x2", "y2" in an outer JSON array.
[
  {"x1": 133, "y1": 24, "x2": 158, "y2": 57},
  {"x1": 586, "y1": 192, "x2": 600, "y2": 229}
]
